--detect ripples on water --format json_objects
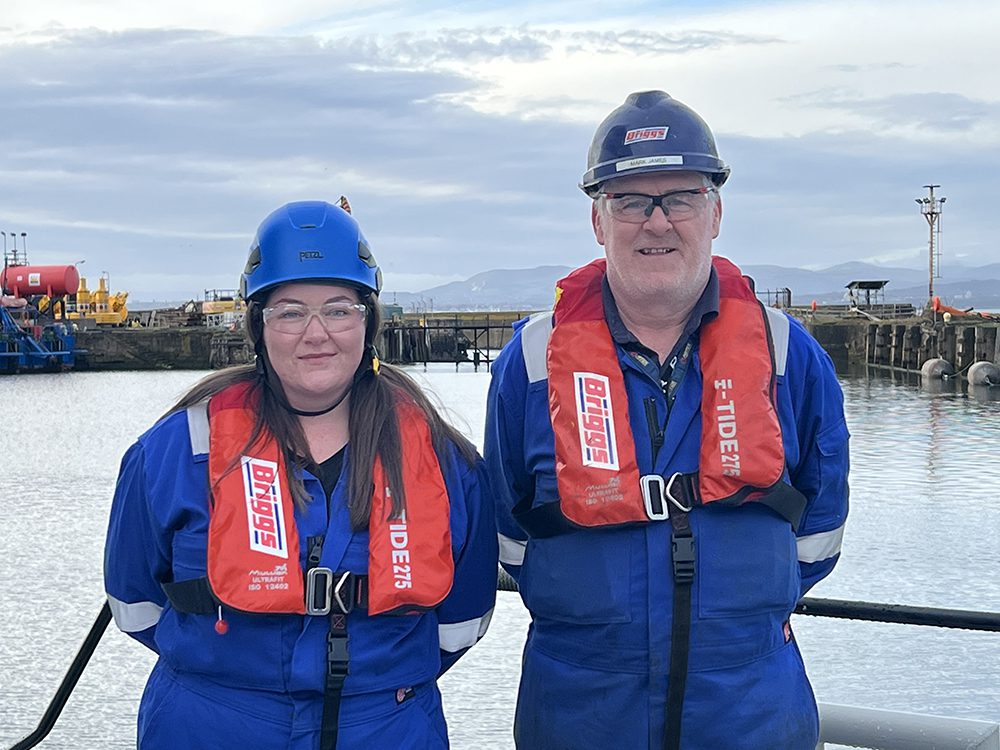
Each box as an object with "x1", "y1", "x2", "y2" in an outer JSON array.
[{"x1": 1, "y1": 366, "x2": 997, "y2": 748}]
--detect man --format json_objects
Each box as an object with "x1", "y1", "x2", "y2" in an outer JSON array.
[{"x1": 485, "y1": 91, "x2": 849, "y2": 749}]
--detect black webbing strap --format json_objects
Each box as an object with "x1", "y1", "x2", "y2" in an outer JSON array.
[
  {"x1": 514, "y1": 472, "x2": 805, "y2": 541},
  {"x1": 754, "y1": 483, "x2": 808, "y2": 533},
  {"x1": 512, "y1": 496, "x2": 580, "y2": 538},
  {"x1": 161, "y1": 577, "x2": 217, "y2": 614},
  {"x1": 678, "y1": 473, "x2": 807, "y2": 532},
  {"x1": 665, "y1": 499, "x2": 695, "y2": 750},
  {"x1": 320, "y1": 612, "x2": 350, "y2": 750},
  {"x1": 162, "y1": 573, "x2": 370, "y2": 614}
]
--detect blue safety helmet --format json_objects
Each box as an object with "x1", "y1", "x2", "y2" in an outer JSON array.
[
  {"x1": 580, "y1": 90, "x2": 730, "y2": 196},
  {"x1": 240, "y1": 200, "x2": 382, "y2": 302}
]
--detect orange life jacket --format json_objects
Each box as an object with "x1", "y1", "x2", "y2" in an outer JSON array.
[
  {"x1": 547, "y1": 256, "x2": 795, "y2": 527},
  {"x1": 205, "y1": 382, "x2": 453, "y2": 616}
]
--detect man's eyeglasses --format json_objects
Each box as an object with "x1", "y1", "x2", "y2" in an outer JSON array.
[
  {"x1": 262, "y1": 302, "x2": 367, "y2": 334},
  {"x1": 598, "y1": 187, "x2": 717, "y2": 224}
]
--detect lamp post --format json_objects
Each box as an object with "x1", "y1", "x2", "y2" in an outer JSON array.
[{"x1": 915, "y1": 185, "x2": 946, "y2": 309}]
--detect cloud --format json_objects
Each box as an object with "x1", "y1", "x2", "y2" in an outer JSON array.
[
  {"x1": 784, "y1": 89, "x2": 999, "y2": 134},
  {"x1": 715, "y1": 126, "x2": 998, "y2": 270},
  {"x1": 2, "y1": 4, "x2": 997, "y2": 301},
  {"x1": 0, "y1": 27, "x2": 593, "y2": 297},
  {"x1": 826, "y1": 62, "x2": 908, "y2": 73},
  {"x1": 560, "y1": 28, "x2": 782, "y2": 56},
  {"x1": 342, "y1": 29, "x2": 554, "y2": 66}
]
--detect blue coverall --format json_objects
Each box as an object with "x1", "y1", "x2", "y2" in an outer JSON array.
[
  {"x1": 105, "y1": 407, "x2": 498, "y2": 749},
  {"x1": 485, "y1": 275, "x2": 849, "y2": 749}
]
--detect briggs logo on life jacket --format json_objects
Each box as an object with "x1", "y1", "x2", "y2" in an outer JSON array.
[
  {"x1": 388, "y1": 507, "x2": 413, "y2": 590},
  {"x1": 714, "y1": 378, "x2": 741, "y2": 477},
  {"x1": 624, "y1": 126, "x2": 668, "y2": 145},
  {"x1": 573, "y1": 372, "x2": 619, "y2": 471},
  {"x1": 241, "y1": 456, "x2": 289, "y2": 558}
]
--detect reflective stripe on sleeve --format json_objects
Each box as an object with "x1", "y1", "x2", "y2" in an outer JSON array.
[
  {"x1": 107, "y1": 594, "x2": 163, "y2": 633},
  {"x1": 187, "y1": 401, "x2": 210, "y2": 455},
  {"x1": 763, "y1": 306, "x2": 789, "y2": 377},
  {"x1": 498, "y1": 534, "x2": 527, "y2": 566},
  {"x1": 439, "y1": 608, "x2": 494, "y2": 653},
  {"x1": 520, "y1": 312, "x2": 553, "y2": 384},
  {"x1": 797, "y1": 524, "x2": 845, "y2": 563}
]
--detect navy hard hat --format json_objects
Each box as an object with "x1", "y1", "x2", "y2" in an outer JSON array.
[
  {"x1": 240, "y1": 200, "x2": 382, "y2": 301},
  {"x1": 580, "y1": 90, "x2": 730, "y2": 196}
]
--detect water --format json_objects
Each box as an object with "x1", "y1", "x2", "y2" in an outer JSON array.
[{"x1": 2, "y1": 365, "x2": 998, "y2": 748}]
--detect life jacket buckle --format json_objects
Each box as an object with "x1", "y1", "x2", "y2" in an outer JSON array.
[
  {"x1": 331, "y1": 572, "x2": 357, "y2": 614},
  {"x1": 640, "y1": 474, "x2": 669, "y2": 521},
  {"x1": 665, "y1": 472, "x2": 692, "y2": 512},
  {"x1": 306, "y1": 567, "x2": 334, "y2": 616},
  {"x1": 306, "y1": 568, "x2": 358, "y2": 616}
]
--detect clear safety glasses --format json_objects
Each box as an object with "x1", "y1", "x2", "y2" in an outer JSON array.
[
  {"x1": 262, "y1": 302, "x2": 367, "y2": 334},
  {"x1": 598, "y1": 186, "x2": 717, "y2": 224}
]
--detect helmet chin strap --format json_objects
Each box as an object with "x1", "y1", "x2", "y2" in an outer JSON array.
[{"x1": 283, "y1": 387, "x2": 351, "y2": 418}]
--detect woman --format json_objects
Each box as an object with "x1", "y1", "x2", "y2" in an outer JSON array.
[{"x1": 104, "y1": 200, "x2": 498, "y2": 749}]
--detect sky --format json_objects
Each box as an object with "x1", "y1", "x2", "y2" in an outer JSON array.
[{"x1": 1, "y1": 0, "x2": 997, "y2": 300}]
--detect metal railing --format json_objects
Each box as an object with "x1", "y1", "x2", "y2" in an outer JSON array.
[
  {"x1": 817, "y1": 704, "x2": 999, "y2": 750},
  {"x1": 499, "y1": 570, "x2": 1000, "y2": 750},
  {"x1": 10, "y1": 577, "x2": 999, "y2": 750}
]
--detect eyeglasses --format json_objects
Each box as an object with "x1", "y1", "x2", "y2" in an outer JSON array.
[
  {"x1": 598, "y1": 187, "x2": 717, "y2": 224},
  {"x1": 262, "y1": 302, "x2": 367, "y2": 334}
]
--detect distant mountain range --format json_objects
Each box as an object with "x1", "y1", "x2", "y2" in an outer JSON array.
[
  {"x1": 381, "y1": 261, "x2": 1000, "y2": 312},
  {"x1": 130, "y1": 261, "x2": 999, "y2": 312}
]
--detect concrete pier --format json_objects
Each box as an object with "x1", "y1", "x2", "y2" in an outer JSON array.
[
  {"x1": 66, "y1": 310, "x2": 1000, "y2": 376},
  {"x1": 796, "y1": 311, "x2": 1000, "y2": 377},
  {"x1": 74, "y1": 311, "x2": 530, "y2": 371}
]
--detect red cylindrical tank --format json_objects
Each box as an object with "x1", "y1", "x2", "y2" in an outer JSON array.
[{"x1": 0, "y1": 265, "x2": 81, "y2": 297}]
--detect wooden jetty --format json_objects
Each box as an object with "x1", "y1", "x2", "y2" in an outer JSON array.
[
  {"x1": 792, "y1": 308, "x2": 1000, "y2": 378},
  {"x1": 379, "y1": 312, "x2": 530, "y2": 370}
]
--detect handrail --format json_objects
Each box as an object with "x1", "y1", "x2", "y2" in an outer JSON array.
[
  {"x1": 9, "y1": 602, "x2": 111, "y2": 750},
  {"x1": 10, "y1": 582, "x2": 998, "y2": 750},
  {"x1": 817, "y1": 703, "x2": 1000, "y2": 750},
  {"x1": 497, "y1": 569, "x2": 1000, "y2": 632},
  {"x1": 795, "y1": 597, "x2": 1000, "y2": 632}
]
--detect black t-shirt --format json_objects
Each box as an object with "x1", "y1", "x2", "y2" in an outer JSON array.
[{"x1": 310, "y1": 446, "x2": 346, "y2": 502}]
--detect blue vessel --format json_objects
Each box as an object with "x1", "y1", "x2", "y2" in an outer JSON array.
[{"x1": 0, "y1": 303, "x2": 85, "y2": 373}]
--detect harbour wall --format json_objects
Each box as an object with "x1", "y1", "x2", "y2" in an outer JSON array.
[
  {"x1": 73, "y1": 313, "x2": 1000, "y2": 374},
  {"x1": 799, "y1": 314, "x2": 1000, "y2": 375},
  {"x1": 75, "y1": 312, "x2": 531, "y2": 370}
]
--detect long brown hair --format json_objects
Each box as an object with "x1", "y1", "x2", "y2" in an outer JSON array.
[{"x1": 168, "y1": 294, "x2": 477, "y2": 529}]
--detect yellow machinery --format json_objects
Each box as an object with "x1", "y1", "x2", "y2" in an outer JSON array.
[
  {"x1": 202, "y1": 289, "x2": 246, "y2": 328},
  {"x1": 64, "y1": 275, "x2": 129, "y2": 325}
]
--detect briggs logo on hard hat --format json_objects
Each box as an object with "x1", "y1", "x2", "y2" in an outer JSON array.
[
  {"x1": 573, "y1": 372, "x2": 619, "y2": 471},
  {"x1": 241, "y1": 456, "x2": 289, "y2": 558},
  {"x1": 624, "y1": 127, "x2": 668, "y2": 145},
  {"x1": 299, "y1": 250, "x2": 324, "y2": 261}
]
